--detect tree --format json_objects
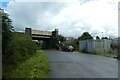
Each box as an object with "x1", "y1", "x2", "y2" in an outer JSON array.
[
  {"x1": 78, "y1": 32, "x2": 93, "y2": 40},
  {"x1": 101, "y1": 37, "x2": 108, "y2": 39},
  {"x1": 96, "y1": 36, "x2": 100, "y2": 39},
  {"x1": 51, "y1": 29, "x2": 59, "y2": 48},
  {"x1": 58, "y1": 34, "x2": 65, "y2": 42},
  {"x1": 2, "y1": 12, "x2": 14, "y2": 57},
  {"x1": 8, "y1": 32, "x2": 37, "y2": 64}
]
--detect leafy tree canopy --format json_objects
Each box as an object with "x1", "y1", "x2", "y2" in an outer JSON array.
[
  {"x1": 58, "y1": 34, "x2": 65, "y2": 42},
  {"x1": 101, "y1": 37, "x2": 108, "y2": 39},
  {"x1": 78, "y1": 32, "x2": 93, "y2": 40},
  {"x1": 96, "y1": 36, "x2": 100, "y2": 39},
  {"x1": 2, "y1": 12, "x2": 14, "y2": 55}
]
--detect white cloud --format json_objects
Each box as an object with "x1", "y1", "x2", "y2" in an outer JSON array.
[
  {"x1": 6, "y1": 0, "x2": 119, "y2": 38},
  {"x1": 51, "y1": 0, "x2": 119, "y2": 38},
  {"x1": 15, "y1": 0, "x2": 79, "y2": 2}
]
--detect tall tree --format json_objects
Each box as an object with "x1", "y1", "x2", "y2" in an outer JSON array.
[
  {"x1": 96, "y1": 36, "x2": 100, "y2": 39},
  {"x1": 2, "y1": 11, "x2": 14, "y2": 56},
  {"x1": 51, "y1": 29, "x2": 59, "y2": 48},
  {"x1": 58, "y1": 34, "x2": 65, "y2": 42},
  {"x1": 78, "y1": 32, "x2": 93, "y2": 40}
]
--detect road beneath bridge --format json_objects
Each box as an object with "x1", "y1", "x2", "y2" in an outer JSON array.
[{"x1": 45, "y1": 50, "x2": 118, "y2": 78}]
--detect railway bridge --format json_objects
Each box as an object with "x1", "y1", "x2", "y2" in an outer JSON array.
[{"x1": 25, "y1": 28, "x2": 58, "y2": 49}]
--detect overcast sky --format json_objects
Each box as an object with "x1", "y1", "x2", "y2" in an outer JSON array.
[{"x1": 1, "y1": 0, "x2": 119, "y2": 38}]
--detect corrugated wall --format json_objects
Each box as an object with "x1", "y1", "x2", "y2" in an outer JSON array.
[{"x1": 79, "y1": 39, "x2": 112, "y2": 53}]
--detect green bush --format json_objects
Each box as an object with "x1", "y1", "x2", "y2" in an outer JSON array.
[
  {"x1": 36, "y1": 41, "x2": 42, "y2": 50},
  {"x1": 78, "y1": 49, "x2": 88, "y2": 53},
  {"x1": 4, "y1": 32, "x2": 37, "y2": 64},
  {"x1": 2, "y1": 12, "x2": 14, "y2": 58},
  {"x1": 110, "y1": 43, "x2": 118, "y2": 50},
  {"x1": 90, "y1": 51, "x2": 102, "y2": 55},
  {"x1": 3, "y1": 50, "x2": 49, "y2": 78},
  {"x1": 82, "y1": 49, "x2": 88, "y2": 53},
  {"x1": 3, "y1": 32, "x2": 37, "y2": 78}
]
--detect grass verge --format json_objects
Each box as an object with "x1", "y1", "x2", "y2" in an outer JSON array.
[
  {"x1": 3, "y1": 50, "x2": 50, "y2": 78},
  {"x1": 78, "y1": 50, "x2": 117, "y2": 58}
]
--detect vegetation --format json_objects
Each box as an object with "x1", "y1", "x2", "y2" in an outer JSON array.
[
  {"x1": 58, "y1": 34, "x2": 66, "y2": 42},
  {"x1": 101, "y1": 37, "x2": 108, "y2": 39},
  {"x1": 51, "y1": 29, "x2": 59, "y2": 49},
  {"x1": 78, "y1": 32, "x2": 93, "y2": 40},
  {"x1": 90, "y1": 51, "x2": 102, "y2": 55},
  {"x1": 96, "y1": 36, "x2": 100, "y2": 39},
  {"x1": 5, "y1": 32, "x2": 37, "y2": 64},
  {"x1": 2, "y1": 12, "x2": 13, "y2": 58},
  {"x1": 36, "y1": 41, "x2": 43, "y2": 50},
  {"x1": 79, "y1": 49, "x2": 88, "y2": 53},
  {"x1": 3, "y1": 50, "x2": 49, "y2": 78},
  {"x1": 2, "y1": 32, "x2": 50, "y2": 78},
  {"x1": 79, "y1": 49, "x2": 116, "y2": 58},
  {"x1": 2, "y1": 10, "x2": 49, "y2": 78},
  {"x1": 110, "y1": 43, "x2": 118, "y2": 50}
]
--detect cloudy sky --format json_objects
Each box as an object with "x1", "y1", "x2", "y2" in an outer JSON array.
[{"x1": 1, "y1": 0, "x2": 119, "y2": 38}]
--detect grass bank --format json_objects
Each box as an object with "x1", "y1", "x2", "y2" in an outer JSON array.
[
  {"x1": 3, "y1": 50, "x2": 49, "y2": 78},
  {"x1": 78, "y1": 50, "x2": 117, "y2": 58}
]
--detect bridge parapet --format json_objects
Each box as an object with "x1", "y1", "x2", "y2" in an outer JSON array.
[
  {"x1": 25, "y1": 28, "x2": 52, "y2": 36},
  {"x1": 25, "y1": 28, "x2": 52, "y2": 39},
  {"x1": 25, "y1": 28, "x2": 59, "y2": 49},
  {"x1": 31, "y1": 29, "x2": 52, "y2": 36}
]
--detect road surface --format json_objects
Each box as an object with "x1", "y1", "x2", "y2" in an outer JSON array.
[{"x1": 45, "y1": 50, "x2": 118, "y2": 78}]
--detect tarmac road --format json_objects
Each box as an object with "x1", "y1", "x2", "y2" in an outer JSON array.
[{"x1": 45, "y1": 50, "x2": 118, "y2": 78}]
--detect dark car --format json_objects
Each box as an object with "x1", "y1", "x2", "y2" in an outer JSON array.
[{"x1": 62, "y1": 45, "x2": 74, "y2": 52}]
